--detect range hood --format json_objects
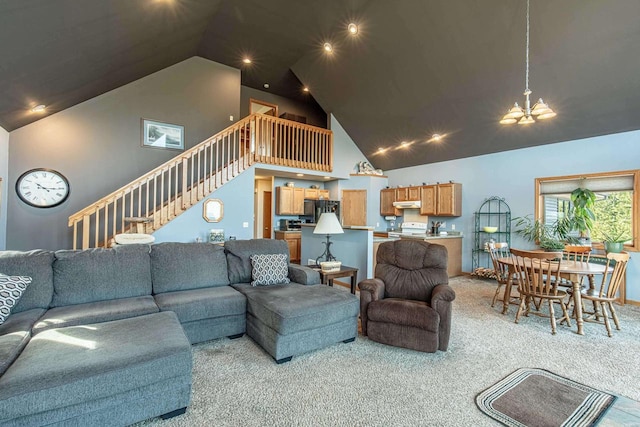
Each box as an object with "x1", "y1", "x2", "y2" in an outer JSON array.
[{"x1": 392, "y1": 200, "x2": 422, "y2": 209}]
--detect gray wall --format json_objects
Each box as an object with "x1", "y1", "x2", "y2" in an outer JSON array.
[
  {"x1": 0, "y1": 126, "x2": 8, "y2": 249},
  {"x1": 240, "y1": 86, "x2": 327, "y2": 128},
  {"x1": 7, "y1": 57, "x2": 241, "y2": 250}
]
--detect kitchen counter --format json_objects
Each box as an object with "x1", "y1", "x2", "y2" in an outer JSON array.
[{"x1": 301, "y1": 224, "x2": 374, "y2": 231}]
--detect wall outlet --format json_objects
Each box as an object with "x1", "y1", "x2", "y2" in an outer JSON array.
[
  {"x1": 451, "y1": 224, "x2": 456, "y2": 230},
  {"x1": 242, "y1": 222, "x2": 249, "y2": 228},
  {"x1": 229, "y1": 115, "x2": 234, "y2": 121},
  {"x1": 376, "y1": 222, "x2": 380, "y2": 227}
]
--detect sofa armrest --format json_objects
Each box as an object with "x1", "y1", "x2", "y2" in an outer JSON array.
[
  {"x1": 357, "y1": 278, "x2": 385, "y2": 336},
  {"x1": 430, "y1": 284, "x2": 456, "y2": 351},
  {"x1": 288, "y1": 264, "x2": 321, "y2": 285}
]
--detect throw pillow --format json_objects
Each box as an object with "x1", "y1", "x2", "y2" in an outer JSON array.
[
  {"x1": 250, "y1": 254, "x2": 290, "y2": 286},
  {"x1": 0, "y1": 275, "x2": 32, "y2": 324}
]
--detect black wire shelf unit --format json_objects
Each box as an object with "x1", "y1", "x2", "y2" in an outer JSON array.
[{"x1": 472, "y1": 196, "x2": 511, "y2": 273}]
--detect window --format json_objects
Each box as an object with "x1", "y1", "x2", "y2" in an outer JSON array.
[{"x1": 535, "y1": 170, "x2": 639, "y2": 251}]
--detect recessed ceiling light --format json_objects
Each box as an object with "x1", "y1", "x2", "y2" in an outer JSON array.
[
  {"x1": 348, "y1": 23, "x2": 359, "y2": 35},
  {"x1": 263, "y1": 83, "x2": 270, "y2": 89},
  {"x1": 399, "y1": 141, "x2": 411, "y2": 148},
  {"x1": 30, "y1": 104, "x2": 46, "y2": 113},
  {"x1": 296, "y1": 173, "x2": 304, "y2": 177},
  {"x1": 324, "y1": 176, "x2": 331, "y2": 179},
  {"x1": 303, "y1": 87, "x2": 310, "y2": 93},
  {"x1": 323, "y1": 42, "x2": 333, "y2": 53},
  {"x1": 377, "y1": 147, "x2": 388, "y2": 154},
  {"x1": 242, "y1": 58, "x2": 252, "y2": 64},
  {"x1": 431, "y1": 134, "x2": 442, "y2": 141}
]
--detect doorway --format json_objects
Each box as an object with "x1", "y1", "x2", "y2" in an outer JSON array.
[
  {"x1": 263, "y1": 191, "x2": 272, "y2": 238},
  {"x1": 250, "y1": 99, "x2": 278, "y2": 116}
]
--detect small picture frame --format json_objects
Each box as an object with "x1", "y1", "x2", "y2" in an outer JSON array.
[{"x1": 141, "y1": 119, "x2": 184, "y2": 151}]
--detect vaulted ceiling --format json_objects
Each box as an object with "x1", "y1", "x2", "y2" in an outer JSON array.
[{"x1": 2, "y1": 0, "x2": 640, "y2": 171}]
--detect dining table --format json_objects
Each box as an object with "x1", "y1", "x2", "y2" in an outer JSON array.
[{"x1": 497, "y1": 256, "x2": 612, "y2": 335}]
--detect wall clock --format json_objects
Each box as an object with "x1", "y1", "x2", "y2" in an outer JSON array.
[{"x1": 15, "y1": 168, "x2": 70, "y2": 208}]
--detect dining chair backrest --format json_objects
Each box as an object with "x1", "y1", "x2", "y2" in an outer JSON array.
[
  {"x1": 563, "y1": 245, "x2": 591, "y2": 262},
  {"x1": 598, "y1": 251, "x2": 630, "y2": 299},
  {"x1": 510, "y1": 248, "x2": 563, "y2": 296},
  {"x1": 488, "y1": 243, "x2": 510, "y2": 282}
]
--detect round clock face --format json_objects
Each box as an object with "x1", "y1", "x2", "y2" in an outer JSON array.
[{"x1": 16, "y1": 168, "x2": 70, "y2": 208}]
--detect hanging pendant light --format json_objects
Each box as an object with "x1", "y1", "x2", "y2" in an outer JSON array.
[{"x1": 501, "y1": 0, "x2": 556, "y2": 125}]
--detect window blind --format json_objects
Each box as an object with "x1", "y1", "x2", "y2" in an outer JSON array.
[{"x1": 539, "y1": 175, "x2": 634, "y2": 195}]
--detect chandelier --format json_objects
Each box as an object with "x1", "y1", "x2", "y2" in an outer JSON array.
[{"x1": 500, "y1": 0, "x2": 556, "y2": 125}]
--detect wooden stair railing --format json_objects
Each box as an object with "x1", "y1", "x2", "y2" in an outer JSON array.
[{"x1": 68, "y1": 114, "x2": 333, "y2": 249}]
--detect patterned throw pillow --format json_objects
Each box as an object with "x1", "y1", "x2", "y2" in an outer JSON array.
[
  {"x1": 0, "y1": 275, "x2": 32, "y2": 324},
  {"x1": 250, "y1": 254, "x2": 290, "y2": 287}
]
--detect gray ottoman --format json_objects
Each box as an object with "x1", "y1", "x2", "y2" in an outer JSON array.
[
  {"x1": 232, "y1": 283, "x2": 359, "y2": 363},
  {"x1": 0, "y1": 311, "x2": 192, "y2": 426}
]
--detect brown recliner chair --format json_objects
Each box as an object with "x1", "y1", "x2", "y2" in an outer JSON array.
[{"x1": 358, "y1": 239, "x2": 455, "y2": 352}]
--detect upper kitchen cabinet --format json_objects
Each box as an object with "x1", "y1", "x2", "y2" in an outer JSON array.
[
  {"x1": 380, "y1": 188, "x2": 401, "y2": 216},
  {"x1": 420, "y1": 183, "x2": 461, "y2": 216},
  {"x1": 276, "y1": 186, "x2": 305, "y2": 215},
  {"x1": 395, "y1": 186, "x2": 421, "y2": 202},
  {"x1": 342, "y1": 189, "x2": 367, "y2": 226},
  {"x1": 304, "y1": 188, "x2": 330, "y2": 200}
]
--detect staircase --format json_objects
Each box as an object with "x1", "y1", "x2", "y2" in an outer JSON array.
[{"x1": 68, "y1": 114, "x2": 333, "y2": 249}]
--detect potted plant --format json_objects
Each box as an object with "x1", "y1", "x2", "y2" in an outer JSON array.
[
  {"x1": 512, "y1": 215, "x2": 574, "y2": 251},
  {"x1": 568, "y1": 187, "x2": 596, "y2": 243},
  {"x1": 601, "y1": 226, "x2": 631, "y2": 253}
]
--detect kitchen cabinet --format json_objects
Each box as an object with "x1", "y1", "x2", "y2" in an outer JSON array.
[
  {"x1": 395, "y1": 186, "x2": 420, "y2": 202},
  {"x1": 276, "y1": 186, "x2": 305, "y2": 215},
  {"x1": 419, "y1": 183, "x2": 462, "y2": 217},
  {"x1": 304, "y1": 188, "x2": 330, "y2": 200},
  {"x1": 274, "y1": 231, "x2": 301, "y2": 263},
  {"x1": 342, "y1": 189, "x2": 367, "y2": 226},
  {"x1": 380, "y1": 188, "x2": 401, "y2": 216}
]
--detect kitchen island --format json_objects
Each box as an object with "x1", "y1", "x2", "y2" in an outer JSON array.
[{"x1": 373, "y1": 233, "x2": 463, "y2": 277}]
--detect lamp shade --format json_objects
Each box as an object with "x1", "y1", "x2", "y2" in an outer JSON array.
[{"x1": 313, "y1": 213, "x2": 344, "y2": 235}]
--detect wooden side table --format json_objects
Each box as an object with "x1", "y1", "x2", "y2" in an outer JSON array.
[{"x1": 309, "y1": 265, "x2": 359, "y2": 294}]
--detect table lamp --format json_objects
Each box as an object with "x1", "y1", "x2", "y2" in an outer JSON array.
[{"x1": 313, "y1": 212, "x2": 344, "y2": 265}]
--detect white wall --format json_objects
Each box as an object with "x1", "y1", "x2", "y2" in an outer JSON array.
[
  {"x1": 385, "y1": 130, "x2": 640, "y2": 302},
  {"x1": 0, "y1": 126, "x2": 8, "y2": 249}
]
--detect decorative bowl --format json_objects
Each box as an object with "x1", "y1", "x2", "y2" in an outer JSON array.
[
  {"x1": 320, "y1": 261, "x2": 342, "y2": 272},
  {"x1": 483, "y1": 226, "x2": 498, "y2": 233}
]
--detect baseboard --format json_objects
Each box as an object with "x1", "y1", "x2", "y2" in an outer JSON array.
[{"x1": 626, "y1": 299, "x2": 640, "y2": 307}]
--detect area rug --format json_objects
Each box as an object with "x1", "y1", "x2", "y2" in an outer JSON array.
[{"x1": 476, "y1": 368, "x2": 617, "y2": 427}]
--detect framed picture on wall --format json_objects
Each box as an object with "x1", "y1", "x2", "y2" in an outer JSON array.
[{"x1": 141, "y1": 119, "x2": 184, "y2": 151}]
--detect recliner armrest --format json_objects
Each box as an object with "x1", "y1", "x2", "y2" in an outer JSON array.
[
  {"x1": 288, "y1": 264, "x2": 320, "y2": 285},
  {"x1": 357, "y1": 278, "x2": 385, "y2": 336},
  {"x1": 430, "y1": 284, "x2": 456, "y2": 351},
  {"x1": 431, "y1": 284, "x2": 456, "y2": 305}
]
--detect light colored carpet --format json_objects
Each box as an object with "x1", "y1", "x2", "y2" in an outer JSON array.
[{"x1": 138, "y1": 277, "x2": 640, "y2": 426}]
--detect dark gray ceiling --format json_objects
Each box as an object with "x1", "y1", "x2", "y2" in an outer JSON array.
[{"x1": 2, "y1": 0, "x2": 640, "y2": 171}]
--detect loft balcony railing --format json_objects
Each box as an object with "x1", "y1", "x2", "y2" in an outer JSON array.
[{"x1": 68, "y1": 114, "x2": 333, "y2": 249}]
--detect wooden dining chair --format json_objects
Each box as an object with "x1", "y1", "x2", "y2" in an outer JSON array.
[
  {"x1": 559, "y1": 245, "x2": 592, "y2": 289},
  {"x1": 510, "y1": 249, "x2": 571, "y2": 334},
  {"x1": 581, "y1": 251, "x2": 629, "y2": 337},
  {"x1": 487, "y1": 243, "x2": 519, "y2": 313}
]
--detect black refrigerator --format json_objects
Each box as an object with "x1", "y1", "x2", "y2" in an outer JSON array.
[{"x1": 303, "y1": 199, "x2": 340, "y2": 223}]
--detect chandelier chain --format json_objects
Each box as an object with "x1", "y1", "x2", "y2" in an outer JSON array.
[{"x1": 525, "y1": 0, "x2": 530, "y2": 93}]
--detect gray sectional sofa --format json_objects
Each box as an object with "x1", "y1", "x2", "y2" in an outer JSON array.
[{"x1": 0, "y1": 239, "x2": 359, "y2": 426}]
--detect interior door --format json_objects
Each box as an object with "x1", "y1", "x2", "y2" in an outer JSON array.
[{"x1": 263, "y1": 191, "x2": 272, "y2": 238}]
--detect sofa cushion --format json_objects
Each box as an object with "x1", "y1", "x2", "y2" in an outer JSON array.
[
  {"x1": 251, "y1": 254, "x2": 290, "y2": 286},
  {"x1": 52, "y1": 245, "x2": 152, "y2": 307},
  {"x1": 0, "y1": 250, "x2": 54, "y2": 313},
  {"x1": 32, "y1": 296, "x2": 159, "y2": 335},
  {"x1": 225, "y1": 239, "x2": 289, "y2": 284},
  {"x1": 0, "y1": 311, "x2": 192, "y2": 421},
  {"x1": 154, "y1": 286, "x2": 246, "y2": 324},
  {"x1": 368, "y1": 298, "x2": 439, "y2": 332},
  {"x1": 0, "y1": 308, "x2": 45, "y2": 376},
  {"x1": 150, "y1": 242, "x2": 229, "y2": 294},
  {"x1": 0, "y1": 275, "x2": 31, "y2": 324},
  {"x1": 232, "y1": 282, "x2": 359, "y2": 335}
]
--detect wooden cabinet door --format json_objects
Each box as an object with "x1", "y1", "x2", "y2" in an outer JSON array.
[
  {"x1": 380, "y1": 188, "x2": 399, "y2": 216},
  {"x1": 437, "y1": 183, "x2": 462, "y2": 216},
  {"x1": 286, "y1": 236, "x2": 300, "y2": 263},
  {"x1": 275, "y1": 187, "x2": 292, "y2": 215},
  {"x1": 293, "y1": 188, "x2": 305, "y2": 214},
  {"x1": 342, "y1": 189, "x2": 367, "y2": 226},
  {"x1": 407, "y1": 186, "x2": 421, "y2": 200},
  {"x1": 420, "y1": 185, "x2": 437, "y2": 215},
  {"x1": 395, "y1": 187, "x2": 409, "y2": 201},
  {"x1": 319, "y1": 189, "x2": 330, "y2": 199},
  {"x1": 304, "y1": 188, "x2": 319, "y2": 199}
]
